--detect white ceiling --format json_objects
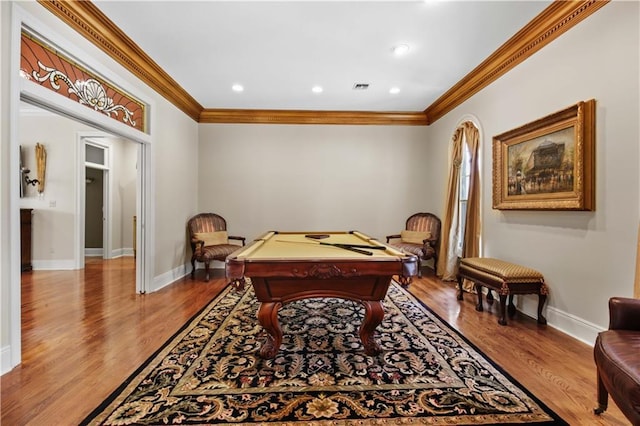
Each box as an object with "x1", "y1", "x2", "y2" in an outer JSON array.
[{"x1": 92, "y1": 1, "x2": 551, "y2": 112}]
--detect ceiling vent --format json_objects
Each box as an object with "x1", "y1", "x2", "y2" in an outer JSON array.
[{"x1": 353, "y1": 83, "x2": 370, "y2": 90}]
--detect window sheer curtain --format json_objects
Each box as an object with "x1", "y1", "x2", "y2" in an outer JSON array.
[{"x1": 437, "y1": 121, "x2": 481, "y2": 285}]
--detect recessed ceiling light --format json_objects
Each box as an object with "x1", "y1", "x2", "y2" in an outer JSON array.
[
  {"x1": 232, "y1": 84, "x2": 244, "y2": 92},
  {"x1": 392, "y1": 44, "x2": 410, "y2": 55},
  {"x1": 389, "y1": 87, "x2": 400, "y2": 94},
  {"x1": 312, "y1": 86, "x2": 323, "y2": 93}
]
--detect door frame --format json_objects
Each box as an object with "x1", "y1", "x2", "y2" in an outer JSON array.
[
  {"x1": 79, "y1": 136, "x2": 114, "y2": 266},
  {"x1": 7, "y1": 4, "x2": 156, "y2": 372}
]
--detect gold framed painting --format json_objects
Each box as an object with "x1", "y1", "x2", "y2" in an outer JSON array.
[{"x1": 492, "y1": 99, "x2": 595, "y2": 211}]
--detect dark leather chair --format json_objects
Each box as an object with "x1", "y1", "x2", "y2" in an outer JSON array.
[
  {"x1": 593, "y1": 297, "x2": 640, "y2": 424},
  {"x1": 187, "y1": 213, "x2": 245, "y2": 282},
  {"x1": 386, "y1": 212, "x2": 441, "y2": 278}
]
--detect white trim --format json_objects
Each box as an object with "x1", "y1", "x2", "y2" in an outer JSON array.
[
  {"x1": 83, "y1": 138, "x2": 113, "y2": 261},
  {"x1": 85, "y1": 248, "x2": 134, "y2": 258},
  {"x1": 76, "y1": 132, "x2": 106, "y2": 269},
  {"x1": 152, "y1": 263, "x2": 191, "y2": 292},
  {"x1": 0, "y1": 346, "x2": 12, "y2": 375},
  {"x1": 84, "y1": 248, "x2": 103, "y2": 257},
  {"x1": 518, "y1": 296, "x2": 603, "y2": 346},
  {"x1": 112, "y1": 248, "x2": 134, "y2": 258},
  {"x1": 8, "y1": 2, "x2": 24, "y2": 375},
  {"x1": 7, "y1": 4, "x2": 156, "y2": 373},
  {"x1": 32, "y1": 259, "x2": 77, "y2": 271}
]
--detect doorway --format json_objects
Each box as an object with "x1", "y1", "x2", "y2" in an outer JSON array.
[
  {"x1": 81, "y1": 136, "x2": 139, "y2": 266},
  {"x1": 85, "y1": 167, "x2": 106, "y2": 258},
  {"x1": 8, "y1": 6, "x2": 155, "y2": 373}
]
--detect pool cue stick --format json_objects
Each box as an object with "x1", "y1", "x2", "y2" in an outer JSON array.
[
  {"x1": 303, "y1": 236, "x2": 386, "y2": 250},
  {"x1": 275, "y1": 239, "x2": 373, "y2": 256}
]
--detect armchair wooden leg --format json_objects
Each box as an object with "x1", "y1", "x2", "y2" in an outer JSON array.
[
  {"x1": 594, "y1": 371, "x2": 608, "y2": 414},
  {"x1": 204, "y1": 262, "x2": 210, "y2": 282},
  {"x1": 190, "y1": 257, "x2": 196, "y2": 279},
  {"x1": 475, "y1": 284, "x2": 484, "y2": 312}
]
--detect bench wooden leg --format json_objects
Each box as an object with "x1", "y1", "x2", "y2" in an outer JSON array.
[
  {"x1": 204, "y1": 262, "x2": 211, "y2": 282},
  {"x1": 507, "y1": 294, "x2": 516, "y2": 318},
  {"x1": 498, "y1": 294, "x2": 508, "y2": 325},
  {"x1": 537, "y1": 293, "x2": 548, "y2": 325}
]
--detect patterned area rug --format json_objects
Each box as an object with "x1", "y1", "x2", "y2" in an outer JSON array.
[{"x1": 82, "y1": 282, "x2": 566, "y2": 425}]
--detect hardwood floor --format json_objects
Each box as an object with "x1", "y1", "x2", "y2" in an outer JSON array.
[{"x1": 1, "y1": 260, "x2": 629, "y2": 425}]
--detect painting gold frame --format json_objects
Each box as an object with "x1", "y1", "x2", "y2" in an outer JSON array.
[{"x1": 493, "y1": 99, "x2": 595, "y2": 211}]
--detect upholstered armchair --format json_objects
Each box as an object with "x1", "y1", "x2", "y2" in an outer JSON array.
[
  {"x1": 593, "y1": 297, "x2": 640, "y2": 424},
  {"x1": 386, "y1": 212, "x2": 441, "y2": 279},
  {"x1": 187, "y1": 213, "x2": 245, "y2": 282}
]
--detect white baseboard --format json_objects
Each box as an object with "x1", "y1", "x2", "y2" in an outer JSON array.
[
  {"x1": 85, "y1": 248, "x2": 103, "y2": 257},
  {"x1": 111, "y1": 248, "x2": 134, "y2": 258},
  {"x1": 1, "y1": 345, "x2": 14, "y2": 375},
  {"x1": 152, "y1": 263, "x2": 190, "y2": 292},
  {"x1": 151, "y1": 261, "x2": 226, "y2": 292},
  {"x1": 518, "y1": 294, "x2": 603, "y2": 346},
  {"x1": 31, "y1": 259, "x2": 76, "y2": 270}
]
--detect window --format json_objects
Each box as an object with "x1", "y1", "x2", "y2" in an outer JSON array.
[
  {"x1": 86, "y1": 143, "x2": 107, "y2": 167},
  {"x1": 456, "y1": 137, "x2": 471, "y2": 256}
]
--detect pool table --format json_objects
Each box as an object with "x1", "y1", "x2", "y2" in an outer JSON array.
[{"x1": 225, "y1": 231, "x2": 418, "y2": 359}]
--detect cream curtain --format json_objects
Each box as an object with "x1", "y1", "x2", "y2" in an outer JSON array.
[
  {"x1": 462, "y1": 123, "x2": 481, "y2": 262},
  {"x1": 437, "y1": 127, "x2": 464, "y2": 281},
  {"x1": 437, "y1": 122, "x2": 481, "y2": 286}
]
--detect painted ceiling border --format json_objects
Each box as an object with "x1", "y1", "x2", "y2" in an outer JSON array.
[
  {"x1": 199, "y1": 109, "x2": 428, "y2": 125},
  {"x1": 38, "y1": 0, "x2": 608, "y2": 126}
]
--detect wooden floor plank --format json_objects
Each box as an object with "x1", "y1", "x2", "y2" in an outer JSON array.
[{"x1": 1, "y1": 259, "x2": 628, "y2": 425}]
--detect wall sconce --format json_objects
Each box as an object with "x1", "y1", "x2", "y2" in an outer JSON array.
[{"x1": 20, "y1": 166, "x2": 39, "y2": 187}]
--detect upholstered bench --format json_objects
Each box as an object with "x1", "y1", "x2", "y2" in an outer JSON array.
[{"x1": 457, "y1": 257, "x2": 548, "y2": 326}]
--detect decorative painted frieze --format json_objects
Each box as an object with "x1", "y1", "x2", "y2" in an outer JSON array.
[{"x1": 20, "y1": 31, "x2": 145, "y2": 132}]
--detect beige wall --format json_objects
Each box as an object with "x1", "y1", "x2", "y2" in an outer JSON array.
[
  {"x1": 19, "y1": 113, "x2": 94, "y2": 267},
  {"x1": 153, "y1": 100, "x2": 200, "y2": 276},
  {"x1": 197, "y1": 124, "x2": 430, "y2": 243},
  {"x1": 19, "y1": 117, "x2": 138, "y2": 263},
  {"x1": 425, "y1": 1, "x2": 639, "y2": 342},
  {"x1": 114, "y1": 139, "x2": 138, "y2": 251}
]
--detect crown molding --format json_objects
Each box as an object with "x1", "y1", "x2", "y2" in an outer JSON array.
[
  {"x1": 36, "y1": 0, "x2": 203, "y2": 122},
  {"x1": 200, "y1": 109, "x2": 428, "y2": 126},
  {"x1": 424, "y1": 0, "x2": 609, "y2": 125},
  {"x1": 37, "y1": 0, "x2": 608, "y2": 126}
]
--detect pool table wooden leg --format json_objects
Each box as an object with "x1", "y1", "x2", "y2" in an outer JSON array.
[
  {"x1": 360, "y1": 300, "x2": 384, "y2": 356},
  {"x1": 257, "y1": 301, "x2": 283, "y2": 359}
]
